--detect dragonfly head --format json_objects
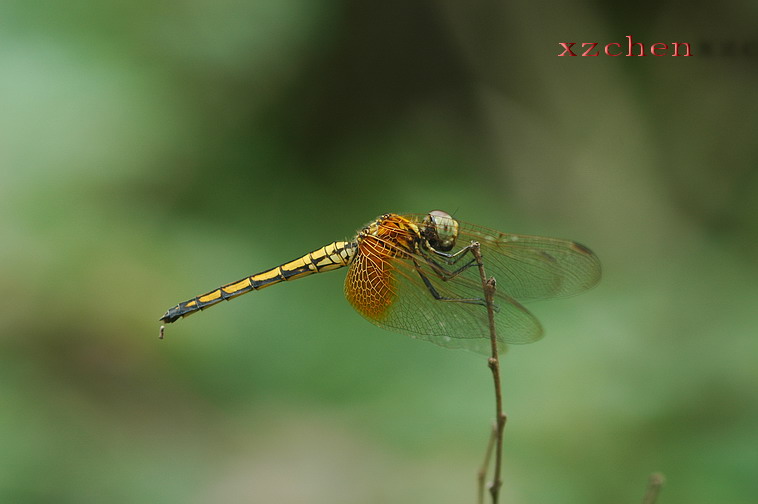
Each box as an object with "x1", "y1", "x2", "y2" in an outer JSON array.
[{"x1": 422, "y1": 210, "x2": 459, "y2": 252}]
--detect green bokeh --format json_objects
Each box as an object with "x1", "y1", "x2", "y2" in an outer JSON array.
[{"x1": 2, "y1": 1, "x2": 757, "y2": 503}]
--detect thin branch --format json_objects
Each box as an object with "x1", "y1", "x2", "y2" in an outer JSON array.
[
  {"x1": 642, "y1": 472, "x2": 665, "y2": 504},
  {"x1": 477, "y1": 423, "x2": 497, "y2": 504},
  {"x1": 471, "y1": 242, "x2": 507, "y2": 504}
]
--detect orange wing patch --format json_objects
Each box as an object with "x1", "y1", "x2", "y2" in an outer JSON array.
[{"x1": 344, "y1": 237, "x2": 396, "y2": 320}]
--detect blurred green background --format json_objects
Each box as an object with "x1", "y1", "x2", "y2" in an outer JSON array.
[{"x1": 2, "y1": 1, "x2": 757, "y2": 503}]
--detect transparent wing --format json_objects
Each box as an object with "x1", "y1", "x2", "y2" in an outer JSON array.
[
  {"x1": 385, "y1": 254, "x2": 543, "y2": 353},
  {"x1": 345, "y1": 239, "x2": 543, "y2": 354},
  {"x1": 406, "y1": 215, "x2": 602, "y2": 302}
]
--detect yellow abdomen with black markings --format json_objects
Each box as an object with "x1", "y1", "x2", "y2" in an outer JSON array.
[{"x1": 160, "y1": 241, "x2": 357, "y2": 323}]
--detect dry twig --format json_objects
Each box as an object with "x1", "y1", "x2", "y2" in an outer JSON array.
[{"x1": 471, "y1": 242, "x2": 507, "y2": 504}]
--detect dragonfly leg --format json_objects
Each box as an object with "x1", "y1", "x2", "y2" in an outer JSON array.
[
  {"x1": 412, "y1": 258, "x2": 499, "y2": 311},
  {"x1": 425, "y1": 242, "x2": 477, "y2": 265},
  {"x1": 418, "y1": 242, "x2": 480, "y2": 281}
]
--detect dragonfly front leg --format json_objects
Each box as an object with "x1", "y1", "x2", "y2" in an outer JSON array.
[
  {"x1": 425, "y1": 241, "x2": 477, "y2": 265},
  {"x1": 419, "y1": 241, "x2": 480, "y2": 282}
]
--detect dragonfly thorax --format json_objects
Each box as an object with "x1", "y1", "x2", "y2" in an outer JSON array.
[{"x1": 421, "y1": 210, "x2": 459, "y2": 252}]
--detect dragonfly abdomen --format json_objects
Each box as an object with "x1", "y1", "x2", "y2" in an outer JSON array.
[{"x1": 160, "y1": 241, "x2": 356, "y2": 323}]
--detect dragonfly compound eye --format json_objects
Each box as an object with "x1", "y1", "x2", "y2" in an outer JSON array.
[{"x1": 423, "y1": 210, "x2": 459, "y2": 252}]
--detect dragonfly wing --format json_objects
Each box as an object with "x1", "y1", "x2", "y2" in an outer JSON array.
[
  {"x1": 345, "y1": 247, "x2": 543, "y2": 354},
  {"x1": 455, "y1": 221, "x2": 601, "y2": 301}
]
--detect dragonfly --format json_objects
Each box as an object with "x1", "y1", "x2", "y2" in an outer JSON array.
[{"x1": 160, "y1": 211, "x2": 600, "y2": 353}]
